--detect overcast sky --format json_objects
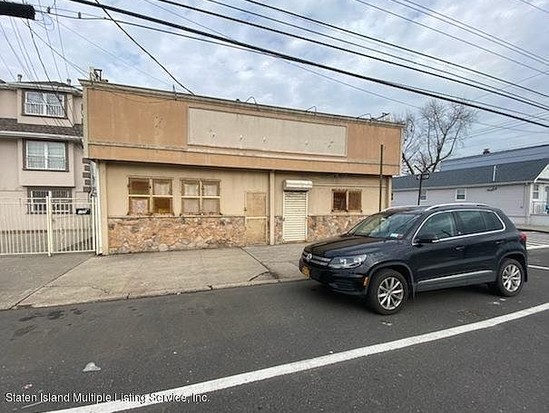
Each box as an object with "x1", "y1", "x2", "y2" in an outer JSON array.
[{"x1": 1, "y1": 0, "x2": 548, "y2": 158}]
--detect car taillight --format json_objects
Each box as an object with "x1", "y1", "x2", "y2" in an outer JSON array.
[{"x1": 519, "y1": 232, "x2": 527, "y2": 244}]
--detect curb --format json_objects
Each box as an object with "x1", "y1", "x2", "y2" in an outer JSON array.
[{"x1": 8, "y1": 277, "x2": 307, "y2": 310}]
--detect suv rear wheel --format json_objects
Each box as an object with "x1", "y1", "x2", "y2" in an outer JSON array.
[
  {"x1": 367, "y1": 269, "x2": 408, "y2": 315},
  {"x1": 493, "y1": 258, "x2": 525, "y2": 297}
]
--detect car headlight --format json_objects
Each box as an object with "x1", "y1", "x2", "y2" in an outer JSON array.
[{"x1": 328, "y1": 254, "x2": 367, "y2": 269}]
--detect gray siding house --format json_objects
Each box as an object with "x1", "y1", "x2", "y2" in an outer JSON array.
[{"x1": 392, "y1": 146, "x2": 549, "y2": 227}]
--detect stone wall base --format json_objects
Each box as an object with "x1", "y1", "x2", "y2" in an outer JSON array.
[
  {"x1": 107, "y1": 214, "x2": 368, "y2": 254},
  {"x1": 307, "y1": 215, "x2": 366, "y2": 241},
  {"x1": 108, "y1": 216, "x2": 246, "y2": 254}
]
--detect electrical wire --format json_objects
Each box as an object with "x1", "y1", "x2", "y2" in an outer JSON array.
[
  {"x1": 394, "y1": 0, "x2": 549, "y2": 67},
  {"x1": 154, "y1": 0, "x2": 549, "y2": 111},
  {"x1": 515, "y1": 0, "x2": 549, "y2": 14},
  {"x1": 52, "y1": 1, "x2": 72, "y2": 80},
  {"x1": 67, "y1": 0, "x2": 549, "y2": 127},
  {"x1": 0, "y1": 23, "x2": 32, "y2": 79},
  {"x1": 353, "y1": 0, "x2": 547, "y2": 75},
  {"x1": 10, "y1": 18, "x2": 39, "y2": 80},
  {"x1": 92, "y1": 0, "x2": 194, "y2": 94},
  {"x1": 37, "y1": 0, "x2": 62, "y2": 81},
  {"x1": 238, "y1": 0, "x2": 549, "y2": 100}
]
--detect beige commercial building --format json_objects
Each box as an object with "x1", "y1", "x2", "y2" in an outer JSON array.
[{"x1": 82, "y1": 81, "x2": 403, "y2": 254}]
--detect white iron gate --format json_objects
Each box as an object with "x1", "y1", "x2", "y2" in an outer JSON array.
[{"x1": 0, "y1": 197, "x2": 98, "y2": 256}]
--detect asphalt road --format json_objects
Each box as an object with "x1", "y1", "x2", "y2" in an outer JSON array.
[{"x1": 1, "y1": 250, "x2": 548, "y2": 413}]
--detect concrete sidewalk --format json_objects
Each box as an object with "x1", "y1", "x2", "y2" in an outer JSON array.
[{"x1": 0, "y1": 243, "x2": 307, "y2": 310}]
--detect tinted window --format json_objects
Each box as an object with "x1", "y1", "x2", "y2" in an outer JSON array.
[
  {"x1": 417, "y1": 212, "x2": 457, "y2": 239},
  {"x1": 456, "y1": 210, "x2": 487, "y2": 235},
  {"x1": 350, "y1": 211, "x2": 421, "y2": 239},
  {"x1": 481, "y1": 211, "x2": 504, "y2": 231}
]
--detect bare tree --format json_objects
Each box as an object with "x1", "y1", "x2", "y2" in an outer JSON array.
[{"x1": 401, "y1": 100, "x2": 476, "y2": 175}]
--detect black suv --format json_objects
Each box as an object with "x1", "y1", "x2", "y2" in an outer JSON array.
[{"x1": 299, "y1": 203, "x2": 527, "y2": 314}]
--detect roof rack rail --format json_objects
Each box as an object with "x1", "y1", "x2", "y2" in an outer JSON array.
[
  {"x1": 425, "y1": 203, "x2": 490, "y2": 211},
  {"x1": 382, "y1": 205, "x2": 423, "y2": 212}
]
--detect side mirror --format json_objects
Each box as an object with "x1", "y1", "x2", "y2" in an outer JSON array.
[{"x1": 415, "y1": 233, "x2": 439, "y2": 244}]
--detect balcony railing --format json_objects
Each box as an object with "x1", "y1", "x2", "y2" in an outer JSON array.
[{"x1": 24, "y1": 102, "x2": 65, "y2": 117}]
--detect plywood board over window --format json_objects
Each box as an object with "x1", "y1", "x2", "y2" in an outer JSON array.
[
  {"x1": 128, "y1": 177, "x2": 173, "y2": 215},
  {"x1": 181, "y1": 179, "x2": 220, "y2": 215},
  {"x1": 332, "y1": 189, "x2": 362, "y2": 212}
]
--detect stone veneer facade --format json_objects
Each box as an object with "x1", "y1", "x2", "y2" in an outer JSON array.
[
  {"x1": 108, "y1": 216, "x2": 247, "y2": 254},
  {"x1": 307, "y1": 215, "x2": 366, "y2": 241},
  {"x1": 108, "y1": 215, "x2": 368, "y2": 254}
]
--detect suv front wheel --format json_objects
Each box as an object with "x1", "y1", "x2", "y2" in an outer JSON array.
[
  {"x1": 493, "y1": 258, "x2": 525, "y2": 297},
  {"x1": 367, "y1": 269, "x2": 409, "y2": 315}
]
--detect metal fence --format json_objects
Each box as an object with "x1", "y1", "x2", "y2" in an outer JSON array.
[{"x1": 0, "y1": 197, "x2": 98, "y2": 256}]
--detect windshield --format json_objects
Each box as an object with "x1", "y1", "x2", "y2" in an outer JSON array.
[{"x1": 349, "y1": 211, "x2": 421, "y2": 239}]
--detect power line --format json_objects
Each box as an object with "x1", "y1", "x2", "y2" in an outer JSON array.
[
  {"x1": 515, "y1": 0, "x2": 549, "y2": 14},
  {"x1": 0, "y1": 51, "x2": 15, "y2": 79},
  {"x1": 55, "y1": 17, "x2": 173, "y2": 88},
  {"x1": 395, "y1": 0, "x2": 549, "y2": 67},
  {"x1": 26, "y1": 24, "x2": 87, "y2": 74},
  {"x1": 237, "y1": 0, "x2": 549, "y2": 100},
  {"x1": 92, "y1": 0, "x2": 194, "y2": 94},
  {"x1": 52, "y1": 1, "x2": 71, "y2": 80},
  {"x1": 67, "y1": 0, "x2": 549, "y2": 127},
  {"x1": 132, "y1": 2, "x2": 420, "y2": 110},
  {"x1": 353, "y1": 0, "x2": 548, "y2": 75},
  {"x1": 155, "y1": 0, "x2": 549, "y2": 111},
  {"x1": 0, "y1": 23, "x2": 32, "y2": 79},
  {"x1": 10, "y1": 17, "x2": 39, "y2": 79},
  {"x1": 26, "y1": 20, "x2": 70, "y2": 127}
]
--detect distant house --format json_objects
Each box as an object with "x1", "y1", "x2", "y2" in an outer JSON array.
[
  {"x1": 392, "y1": 145, "x2": 549, "y2": 227},
  {"x1": 0, "y1": 80, "x2": 94, "y2": 255}
]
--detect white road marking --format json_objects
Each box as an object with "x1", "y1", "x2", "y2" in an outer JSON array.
[
  {"x1": 528, "y1": 265, "x2": 549, "y2": 271},
  {"x1": 46, "y1": 302, "x2": 549, "y2": 413},
  {"x1": 528, "y1": 245, "x2": 549, "y2": 250}
]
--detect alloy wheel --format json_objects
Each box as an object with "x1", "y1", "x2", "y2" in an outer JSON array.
[
  {"x1": 502, "y1": 263, "x2": 522, "y2": 292},
  {"x1": 377, "y1": 276, "x2": 405, "y2": 311}
]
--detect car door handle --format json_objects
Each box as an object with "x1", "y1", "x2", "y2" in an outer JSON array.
[
  {"x1": 495, "y1": 240, "x2": 504, "y2": 245},
  {"x1": 455, "y1": 246, "x2": 465, "y2": 251}
]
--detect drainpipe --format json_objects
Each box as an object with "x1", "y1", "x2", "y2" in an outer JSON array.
[
  {"x1": 96, "y1": 161, "x2": 107, "y2": 255},
  {"x1": 269, "y1": 171, "x2": 275, "y2": 245},
  {"x1": 378, "y1": 144, "x2": 384, "y2": 211}
]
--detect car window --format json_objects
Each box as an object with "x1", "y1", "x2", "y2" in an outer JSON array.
[
  {"x1": 417, "y1": 212, "x2": 457, "y2": 239},
  {"x1": 455, "y1": 210, "x2": 488, "y2": 235},
  {"x1": 350, "y1": 212, "x2": 421, "y2": 239},
  {"x1": 481, "y1": 211, "x2": 504, "y2": 231}
]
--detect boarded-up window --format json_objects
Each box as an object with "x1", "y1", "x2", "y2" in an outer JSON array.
[
  {"x1": 182, "y1": 179, "x2": 221, "y2": 215},
  {"x1": 332, "y1": 189, "x2": 362, "y2": 212},
  {"x1": 332, "y1": 191, "x2": 347, "y2": 211},
  {"x1": 128, "y1": 178, "x2": 173, "y2": 215}
]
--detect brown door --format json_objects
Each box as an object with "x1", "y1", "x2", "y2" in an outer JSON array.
[{"x1": 245, "y1": 192, "x2": 267, "y2": 244}]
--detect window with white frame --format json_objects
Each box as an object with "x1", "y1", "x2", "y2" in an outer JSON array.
[
  {"x1": 24, "y1": 91, "x2": 66, "y2": 117},
  {"x1": 533, "y1": 184, "x2": 540, "y2": 199},
  {"x1": 27, "y1": 187, "x2": 72, "y2": 214},
  {"x1": 182, "y1": 179, "x2": 221, "y2": 215},
  {"x1": 25, "y1": 140, "x2": 67, "y2": 171},
  {"x1": 128, "y1": 178, "x2": 173, "y2": 215},
  {"x1": 456, "y1": 188, "x2": 466, "y2": 201}
]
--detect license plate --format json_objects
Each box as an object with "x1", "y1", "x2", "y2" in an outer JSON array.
[{"x1": 302, "y1": 266, "x2": 310, "y2": 278}]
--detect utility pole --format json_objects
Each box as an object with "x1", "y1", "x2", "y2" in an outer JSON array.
[
  {"x1": 415, "y1": 168, "x2": 430, "y2": 205},
  {"x1": 0, "y1": 2, "x2": 35, "y2": 19}
]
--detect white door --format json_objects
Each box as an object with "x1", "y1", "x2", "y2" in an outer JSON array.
[{"x1": 283, "y1": 191, "x2": 307, "y2": 242}]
